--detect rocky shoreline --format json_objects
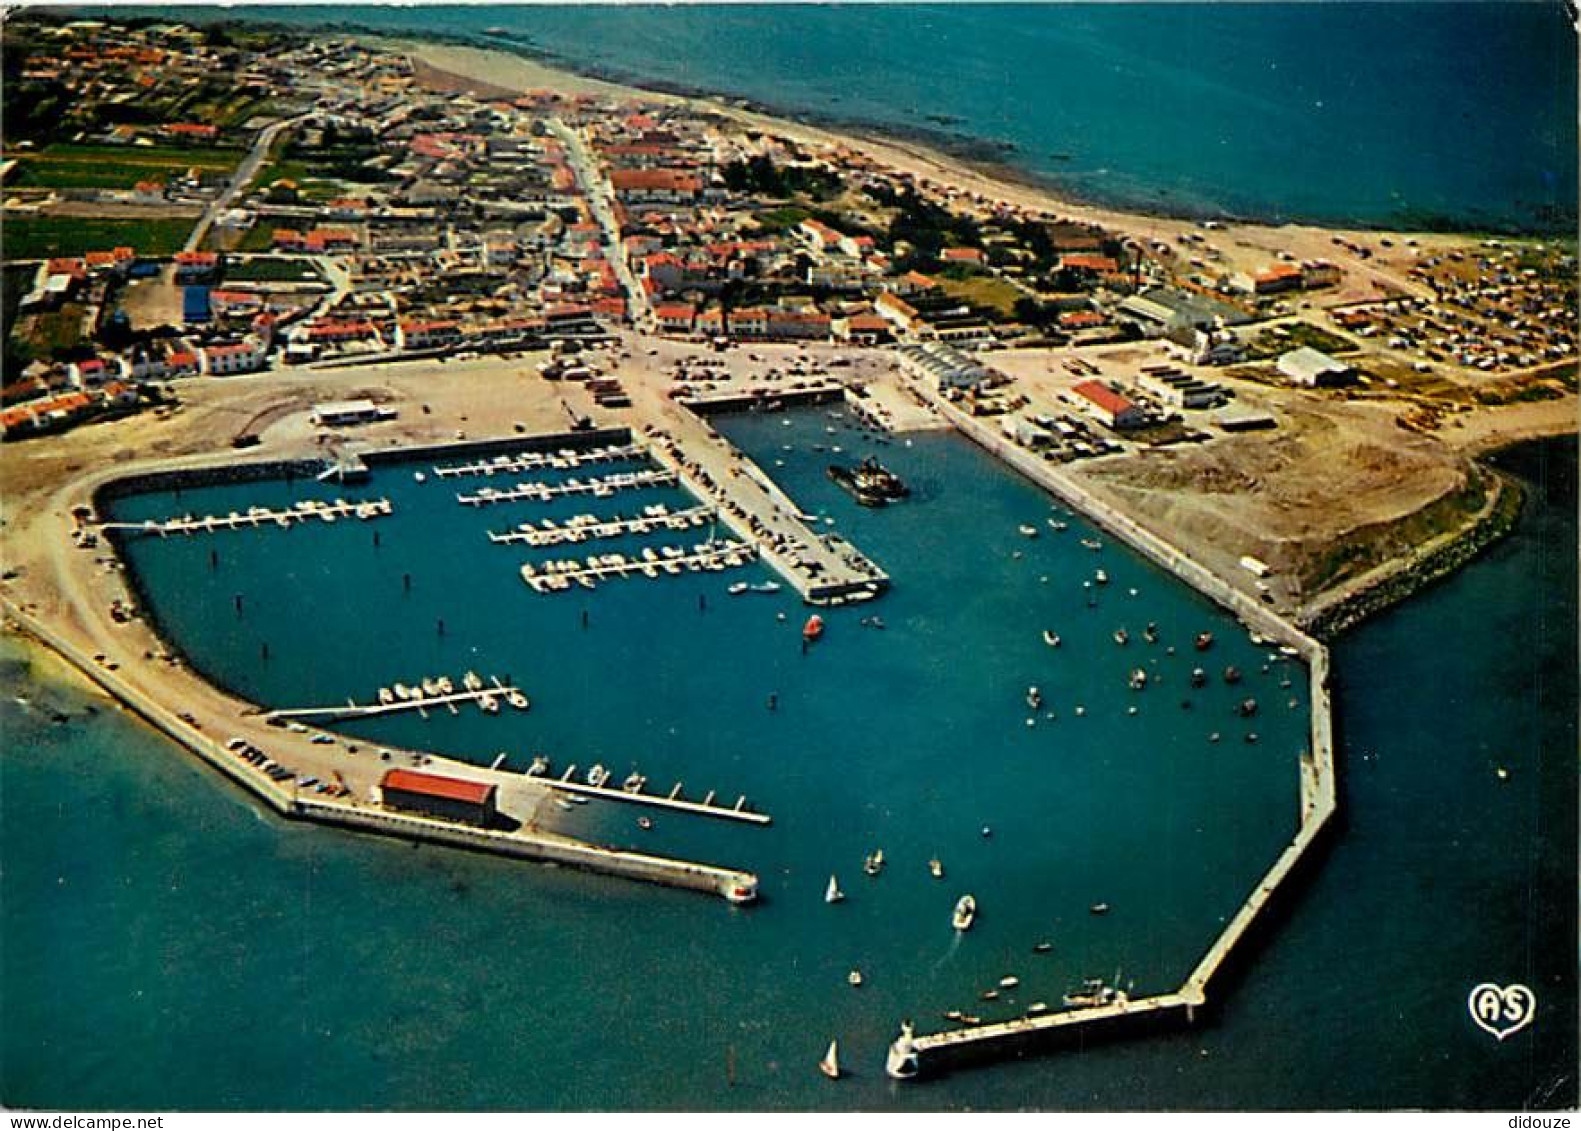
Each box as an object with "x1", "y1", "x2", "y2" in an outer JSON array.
[{"x1": 1300, "y1": 468, "x2": 1526, "y2": 640}]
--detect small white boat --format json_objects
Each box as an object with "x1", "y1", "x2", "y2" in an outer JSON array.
[
  {"x1": 953, "y1": 894, "x2": 977, "y2": 931},
  {"x1": 825, "y1": 875, "x2": 845, "y2": 904},
  {"x1": 928, "y1": 858, "x2": 944, "y2": 880},
  {"x1": 863, "y1": 849, "x2": 884, "y2": 877},
  {"x1": 728, "y1": 581, "x2": 749, "y2": 595},
  {"x1": 819, "y1": 1039, "x2": 841, "y2": 1080},
  {"x1": 1094, "y1": 569, "x2": 1109, "y2": 585},
  {"x1": 413, "y1": 472, "x2": 426, "y2": 484},
  {"x1": 1026, "y1": 686, "x2": 1042, "y2": 710},
  {"x1": 1018, "y1": 524, "x2": 1038, "y2": 538},
  {"x1": 377, "y1": 687, "x2": 394, "y2": 705},
  {"x1": 999, "y1": 975, "x2": 1020, "y2": 989},
  {"x1": 847, "y1": 969, "x2": 863, "y2": 987},
  {"x1": 1042, "y1": 630, "x2": 1061, "y2": 648}
]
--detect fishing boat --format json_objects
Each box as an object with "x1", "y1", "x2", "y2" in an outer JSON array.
[
  {"x1": 825, "y1": 875, "x2": 845, "y2": 904},
  {"x1": 1128, "y1": 668, "x2": 1148, "y2": 691},
  {"x1": 1026, "y1": 686, "x2": 1042, "y2": 710},
  {"x1": 847, "y1": 970, "x2": 863, "y2": 987},
  {"x1": 928, "y1": 858, "x2": 944, "y2": 879},
  {"x1": 728, "y1": 581, "x2": 749, "y2": 596},
  {"x1": 803, "y1": 614, "x2": 825, "y2": 642},
  {"x1": 1018, "y1": 524, "x2": 1039, "y2": 538},
  {"x1": 819, "y1": 1040, "x2": 841, "y2": 1080},
  {"x1": 827, "y1": 456, "x2": 909, "y2": 507},
  {"x1": 999, "y1": 975, "x2": 1020, "y2": 989},
  {"x1": 1195, "y1": 631, "x2": 1214, "y2": 651},
  {"x1": 1094, "y1": 569, "x2": 1108, "y2": 585},
  {"x1": 1223, "y1": 665, "x2": 1243, "y2": 684},
  {"x1": 863, "y1": 849, "x2": 885, "y2": 876},
  {"x1": 1042, "y1": 630, "x2": 1061, "y2": 648},
  {"x1": 952, "y1": 894, "x2": 977, "y2": 931},
  {"x1": 1113, "y1": 628, "x2": 1129, "y2": 645}
]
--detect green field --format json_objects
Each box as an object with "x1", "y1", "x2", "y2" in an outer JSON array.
[
  {"x1": 225, "y1": 256, "x2": 319, "y2": 283},
  {"x1": 1, "y1": 216, "x2": 194, "y2": 261},
  {"x1": 7, "y1": 142, "x2": 242, "y2": 190},
  {"x1": 937, "y1": 271, "x2": 1024, "y2": 318}
]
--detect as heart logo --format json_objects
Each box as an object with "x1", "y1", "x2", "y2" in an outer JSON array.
[{"x1": 1468, "y1": 983, "x2": 1537, "y2": 1041}]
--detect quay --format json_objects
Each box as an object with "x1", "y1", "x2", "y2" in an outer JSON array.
[
  {"x1": 456, "y1": 468, "x2": 677, "y2": 507},
  {"x1": 642, "y1": 422, "x2": 889, "y2": 606},
  {"x1": 434, "y1": 442, "x2": 645, "y2": 479},
  {"x1": 520, "y1": 539, "x2": 755, "y2": 593},
  {"x1": 101, "y1": 497, "x2": 394, "y2": 537},
  {"x1": 486, "y1": 503, "x2": 716, "y2": 548},
  {"x1": 883, "y1": 372, "x2": 1339, "y2": 1080}
]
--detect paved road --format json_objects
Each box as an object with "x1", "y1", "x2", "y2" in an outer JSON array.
[
  {"x1": 549, "y1": 117, "x2": 652, "y2": 329},
  {"x1": 184, "y1": 113, "x2": 309, "y2": 253}
]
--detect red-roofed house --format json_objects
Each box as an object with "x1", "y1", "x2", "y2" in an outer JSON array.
[
  {"x1": 942, "y1": 247, "x2": 986, "y2": 267},
  {"x1": 174, "y1": 250, "x2": 220, "y2": 282},
  {"x1": 654, "y1": 303, "x2": 696, "y2": 336}
]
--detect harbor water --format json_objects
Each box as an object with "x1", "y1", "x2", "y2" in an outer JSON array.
[{"x1": 2, "y1": 420, "x2": 1573, "y2": 1109}]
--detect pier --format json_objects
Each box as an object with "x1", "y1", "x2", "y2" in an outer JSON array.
[
  {"x1": 520, "y1": 539, "x2": 755, "y2": 593},
  {"x1": 486, "y1": 503, "x2": 716, "y2": 547},
  {"x1": 262, "y1": 674, "x2": 529, "y2": 723},
  {"x1": 532, "y1": 762, "x2": 771, "y2": 826},
  {"x1": 101, "y1": 497, "x2": 394, "y2": 537},
  {"x1": 456, "y1": 468, "x2": 677, "y2": 507},
  {"x1": 641, "y1": 421, "x2": 889, "y2": 605},
  {"x1": 434, "y1": 442, "x2": 645, "y2": 479}
]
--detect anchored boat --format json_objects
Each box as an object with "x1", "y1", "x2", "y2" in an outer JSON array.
[
  {"x1": 827, "y1": 456, "x2": 909, "y2": 507},
  {"x1": 953, "y1": 894, "x2": 977, "y2": 931}
]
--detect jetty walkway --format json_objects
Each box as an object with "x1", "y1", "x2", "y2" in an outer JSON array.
[
  {"x1": 486, "y1": 503, "x2": 715, "y2": 548},
  {"x1": 102, "y1": 497, "x2": 393, "y2": 536},
  {"x1": 456, "y1": 468, "x2": 676, "y2": 507},
  {"x1": 520, "y1": 539, "x2": 755, "y2": 593},
  {"x1": 434, "y1": 442, "x2": 644, "y2": 479}
]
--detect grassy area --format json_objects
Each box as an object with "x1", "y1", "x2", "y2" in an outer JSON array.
[
  {"x1": 14, "y1": 303, "x2": 89, "y2": 359},
  {"x1": 936, "y1": 271, "x2": 1024, "y2": 318},
  {"x1": 753, "y1": 206, "x2": 811, "y2": 233},
  {"x1": 233, "y1": 223, "x2": 279, "y2": 253},
  {"x1": 225, "y1": 256, "x2": 319, "y2": 283},
  {"x1": 7, "y1": 142, "x2": 242, "y2": 190},
  {"x1": 2, "y1": 216, "x2": 194, "y2": 260},
  {"x1": 1243, "y1": 320, "x2": 1358, "y2": 360}
]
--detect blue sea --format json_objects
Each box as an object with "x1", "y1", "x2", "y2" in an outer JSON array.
[
  {"x1": 1, "y1": 420, "x2": 1574, "y2": 1110},
  {"x1": 151, "y1": 1, "x2": 1579, "y2": 231}
]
